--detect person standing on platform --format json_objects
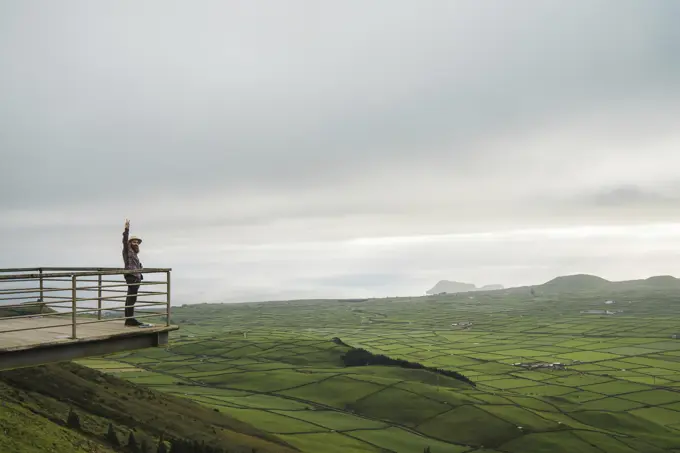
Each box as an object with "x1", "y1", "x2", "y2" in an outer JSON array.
[{"x1": 122, "y1": 219, "x2": 144, "y2": 326}]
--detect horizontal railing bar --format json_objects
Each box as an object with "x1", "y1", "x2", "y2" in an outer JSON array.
[
  {"x1": 43, "y1": 297, "x2": 166, "y2": 305},
  {"x1": 0, "y1": 302, "x2": 167, "y2": 320},
  {"x1": 4, "y1": 279, "x2": 167, "y2": 285},
  {"x1": 30, "y1": 278, "x2": 167, "y2": 283},
  {"x1": 79, "y1": 302, "x2": 167, "y2": 310},
  {"x1": 65, "y1": 288, "x2": 160, "y2": 294},
  {"x1": 0, "y1": 282, "x2": 166, "y2": 295},
  {"x1": 30, "y1": 298, "x2": 162, "y2": 306},
  {"x1": 0, "y1": 277, "x2": 136, "y2": 284},
  {"x1": 0, "y1": 288, "x2": 52, "y2": 296},
  {"x1": 0, "y1": 267, "x2": 125, "y2": 273},
  {"x1": 82, "y1": 304, "x2": 165, "y2": 318},
  {"x1": 48, "y1": 277, "x2": 166, "y2": 282},
  {"x1": 80, "y1": 282, "x2": 165, "y2": 288},
  {"x1": 0, "y1": 268, "x2": 42, "y2": 273},
  {"x1": 71, "y1": 303, "x2": 167, "y2": 315},
  {"x1": 0, "y1": 290, "x2": 151, "y2": 300},
  {"x1": 87, "y1": 302, "x2": 166, "y2": 310},
  {"x1": 0, "y1": 295, "x2": 44, "y2": 302},
  {"x1": 0, "y1": 276, "x2": 167, "y2": 284},
  {"x1": 74, "y1": 288, "x2": 133, "y2": 294},
  {"x1": 0, "y1": 267, "x2": 167, "y2": 276},
  {"x1": 40, "y1": 267, "x2": 119, "y2": 270},
  {"x1": 71, "y1": 292, "x2": 168, "y2": 303},
  {"x1": 0, "y1": 282, "x2": 165, "y2": 296},
  {"x1": 39, "y1": 299, "x2": 161, "y2": 307},
  {"x1": 72, "y1": 282, "x2": 166, "y2": 291},
  {"x1": 0, "y1": 268, "x2": 172, "y2": 281},
  {"x1": 37, "y1": 292, "x2": 168, "y2": 303},
  {"x1": 0, "y1": 292, "x2": 166, "y2": 308}
]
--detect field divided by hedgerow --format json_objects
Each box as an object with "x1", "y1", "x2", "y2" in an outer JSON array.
[{"x1": 78, "y1": 280, "x2": 680, "y2": 452}]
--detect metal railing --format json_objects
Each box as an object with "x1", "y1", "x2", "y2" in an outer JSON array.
[{"x1": 0, "y1": 267, "x2": 171, "y2": 340}]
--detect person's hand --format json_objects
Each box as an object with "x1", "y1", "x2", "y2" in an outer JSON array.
[{"x1": 125, "y1": 219, "x2": 130, "y2": 229}]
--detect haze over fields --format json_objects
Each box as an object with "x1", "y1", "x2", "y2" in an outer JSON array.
[{"x1": 2, "y1": 1, "x2": 680, "y2": 303}]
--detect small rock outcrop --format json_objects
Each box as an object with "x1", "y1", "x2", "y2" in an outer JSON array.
[
  {"x1": 479, "y1": 284, "x2": 504, "y2": 291},
  {"x1": 426, "y1": 281, "x2": 505, "y2": 295}
]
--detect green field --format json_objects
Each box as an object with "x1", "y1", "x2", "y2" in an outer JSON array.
[{"x1": 78, "y1": 276, "x2": 680, "y2": 452}]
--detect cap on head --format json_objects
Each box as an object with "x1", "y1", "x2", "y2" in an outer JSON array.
[{"x1": 129, "y1": 236, "x2": 142, "y2": 244}]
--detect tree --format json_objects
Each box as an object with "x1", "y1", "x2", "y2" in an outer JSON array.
[
  {"x1": 107, "y1": 423, "x2": 120, "y2": 446},
  {"x1": 169, "y1": 439, "x2": 190, "y2": 453},
  {"x1": 140, "y1": 438, "x2": 151, "y2": 453},
  {"x1": 127, "y1": 431, "x2": 140, "y2": 452},
  {"x1": 157, "y1": 434, "x2": 168, "y2": 453},
  {"x1": 66, "y1": 407, "x2": 81, "y2": 430}
]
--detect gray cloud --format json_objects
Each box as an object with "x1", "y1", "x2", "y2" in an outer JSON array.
[
  {"x1": 586, "y1": 184, "x2": 678, "y2": 207},
  {"x1": 3, "y1": 2, "x2": 679, "y2": 206},
  {"x1": 2, "y1": 1, "x2": 680, "y2": 302}
]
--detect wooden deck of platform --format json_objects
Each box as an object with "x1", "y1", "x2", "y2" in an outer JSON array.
[{"x1": 0, "y1": 316, "x2": 179, "y2": 370}]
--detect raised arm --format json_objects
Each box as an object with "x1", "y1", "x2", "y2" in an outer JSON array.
[
  {"x1": 122, "y1": 219, "x2": 131, "y2": 267},
  {"x1": 122, "y1": 219, "x2": 130, "y2": 246}
]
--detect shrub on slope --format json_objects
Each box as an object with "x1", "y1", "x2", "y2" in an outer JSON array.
[{"x1": 340, "y1": 346, "x2": 475, "y2": 387}]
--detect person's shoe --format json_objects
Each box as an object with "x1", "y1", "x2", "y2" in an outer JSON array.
[{"x1": 125, "y1": 318, "x2": 143, "y2": 326}]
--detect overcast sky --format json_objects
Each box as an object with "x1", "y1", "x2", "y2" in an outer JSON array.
[{"x1": 2, "y1": 1, "x2": 680, "y2": 303}]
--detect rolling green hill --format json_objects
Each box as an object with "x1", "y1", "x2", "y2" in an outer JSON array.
[
  {"x1": 539, "y1": 274, "x2": 612, "y2": 291},
  {"x1": 535, "y1": 274, "x2": 680, "y2": 293},
  {"x1": 0, "y1": 362, "x2": 299, "y2": 452}
]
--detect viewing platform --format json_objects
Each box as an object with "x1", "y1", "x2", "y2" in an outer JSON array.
[{"x1": 0, "y1": 267, "x2": 179, "y2": 371}]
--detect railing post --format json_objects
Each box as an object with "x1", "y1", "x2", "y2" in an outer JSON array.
[
  {"x1": 71, "y1": 274, "x2": 77, "y2": 339},
  {"x1": 39, "y1": 267, "x2": 44, "y2": 301},
  {"x1": 38, "y1": 267, "x2": 44, "y2": 314},
  {"x1": 97, "y1": 273, "x2": 102, "y2": 320},
  {"x1": 166, "y1": 270, "x2": 171, "y2": 326}
]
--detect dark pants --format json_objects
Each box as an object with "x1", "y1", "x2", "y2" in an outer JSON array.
[{"x1": 124, "y1": 274, "x2": 141, "y2": 319}]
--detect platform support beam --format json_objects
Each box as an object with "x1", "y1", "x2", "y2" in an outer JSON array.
[{"x1": 0, "y1": 331, "x2": 172, "y2": 371}]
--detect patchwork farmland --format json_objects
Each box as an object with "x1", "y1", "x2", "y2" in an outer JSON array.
[{"x1": 78, "y1": 276, "x2": 680, "y2": 452}]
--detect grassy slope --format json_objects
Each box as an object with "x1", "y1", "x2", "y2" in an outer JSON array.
[
  {"x1": 0, "y1": 398, "x2": 117, "y2": 453},
  {"x1": 0, "y1": 362, "x2": 298, "y2": 452}
]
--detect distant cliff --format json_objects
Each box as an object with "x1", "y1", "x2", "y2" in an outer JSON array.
[
  {"x1": 479, "y1": 284, "x2": 504, "y2": 291},
  {"x1": 426, "y1": 281, "x2": 504, "y2": 295}
]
